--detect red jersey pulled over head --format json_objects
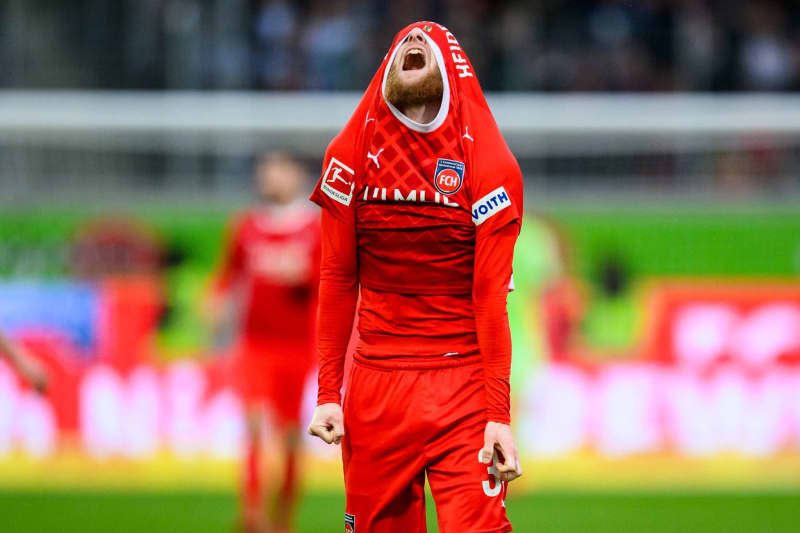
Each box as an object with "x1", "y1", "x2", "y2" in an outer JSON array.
[{"x1": 308, "y1": 22, "x2": 523, "y2": 533}]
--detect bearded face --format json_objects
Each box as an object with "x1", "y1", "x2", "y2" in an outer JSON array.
[{"x1": 384, "y1": 28, "x2": 444, "y2": 110}]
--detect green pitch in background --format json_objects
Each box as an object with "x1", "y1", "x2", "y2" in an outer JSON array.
[{"x1": 2, "y1": 490, "x2": 799, "y2": 533}]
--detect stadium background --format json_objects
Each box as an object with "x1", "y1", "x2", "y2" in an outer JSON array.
[{"x1": 2, "y1": 1, "x2": 800, "y2": 532}]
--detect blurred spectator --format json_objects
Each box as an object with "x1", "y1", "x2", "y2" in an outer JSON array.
[
  {"x1": 7, "y1": 0, "x2": 800, "y2": 92},
  {"x1": 300, "y1": 1, "x2": 360, "y2": 89},
  {"x1": 739, "y1": 3, "x2": 797, "y2": 90},
  {"x1": 254, "y1": 0, "x2": 299, "y2": 88},
  {"x1": 674, "y1": 1, "x2": 719, "y2": 90}
]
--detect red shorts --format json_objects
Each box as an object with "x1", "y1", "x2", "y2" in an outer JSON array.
[
  {"x1": 342, "y1": 356, "x2": 512, "y2": 533},
  {"x1": 234, "y1": 338, "x2": 313, "y2": 425}
]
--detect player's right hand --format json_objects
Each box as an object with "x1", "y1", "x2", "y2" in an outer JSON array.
[{"x1": 307, "y1": 402, "x2": 345, "y2": 444}]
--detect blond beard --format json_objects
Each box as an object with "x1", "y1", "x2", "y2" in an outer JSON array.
[{"x1": 385, "y1": 63, "x2": 444, "y2": 109}]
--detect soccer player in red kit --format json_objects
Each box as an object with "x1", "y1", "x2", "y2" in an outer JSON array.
[
  {"x1": 306, "y1": 22, "x2": 523, "y2": 533},
  {"x1": 210, "y1": 152, "x2": 320, "y2": 533}
]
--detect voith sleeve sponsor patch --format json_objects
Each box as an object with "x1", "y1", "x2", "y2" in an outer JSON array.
[
  {"x1": 471, "y1": 186, "x2": 511, "y2": 226},
  {"x1": 320, "y1": 157, "x2": 355, "y2": 206}
]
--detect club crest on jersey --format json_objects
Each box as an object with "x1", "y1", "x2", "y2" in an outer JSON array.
[
  {"x1": 433, "y1": 158, "x2": 464, "y2": 195},
  {"x1": 344, "y1": 513, "x2": 356, "y2": 533},
  {"x1": 321, "y1": 157, "x2": 355, "y2": 206}
]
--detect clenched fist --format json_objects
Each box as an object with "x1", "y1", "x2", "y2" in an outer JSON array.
[{"x1": 307, "y1": 403, "x2": 345, "y2": 444}]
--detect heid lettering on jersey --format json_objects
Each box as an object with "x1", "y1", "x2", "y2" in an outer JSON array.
[
  {"x1": 362, "y1": 185, "x2": 459, "y2": 208},
  {"x1": 472, "y1": 186, "x2": 511, "y2": 225},
  {"x1": 445, "y1": 32, "x2": 473, "y2": 78},
  {"x1": 321, "y1": 157, "x2": 355, "y2": 206}
]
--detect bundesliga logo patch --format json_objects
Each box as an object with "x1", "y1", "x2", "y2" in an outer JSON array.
[
  {"x1": 433, "y1": 158, "x2": 465, "y2": 195},
  {"x1": 344, "y1": 513, "x2": 356, "y2": 532},
  {"x1": 321, "y1": 157, "x2": 355, "y2": 206}
]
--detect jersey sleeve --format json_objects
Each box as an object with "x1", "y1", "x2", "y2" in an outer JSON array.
[
  {"x1": 310, "y1": 143, "x2": 359, "y2": 223},
  {"x1": 470, "y1": 144, "x2": 523, "y2": 236},
  {"x1": 315, "y1": 208, "x2": 359, "y2": 405},
  {"x1": 311, "y1": 116, "x2": 365, "y2": 404},
  {"x1": 473, "y1": 222, "x2": 518, "y2": 424},
  {"x1": 470, "y1": 133, "x2": 523, "y2": 424},
  {"x1": 212, "y1": 215, "x2": 246, "y2": 294}
]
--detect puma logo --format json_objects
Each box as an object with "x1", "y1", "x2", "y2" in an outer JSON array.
[
  {"x1": 463, "y1": 126, "x2": 474, "y2": 142},
  {"x1": 367, "y1": 148, "x2": 384, "y2": 169}
]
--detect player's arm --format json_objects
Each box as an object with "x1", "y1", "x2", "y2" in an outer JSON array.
[
  {"x1": 307, "y1": 208, "x2": 358, "y2": 444},
  {"x1": 473, "y1": 221, "x2": 522, "y2": 482},
  {"x1": 0, "y1": 331, "x2": 48, "y2": 393},
  {"x1": 204, "y1": 217, "x2": 245, "y2": 332}
]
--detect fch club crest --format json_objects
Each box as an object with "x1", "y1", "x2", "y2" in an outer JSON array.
[{"x1": 433, "y1": 158, "x2": 465, "y2": 195}]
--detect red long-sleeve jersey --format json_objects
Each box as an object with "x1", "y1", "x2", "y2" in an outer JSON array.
[
  {"x1": 311, "y1": 105, "x2": 521, "y2": 424},
  {"x1": 310, "y1": 21, "x2": 523, "y2": 424},
  {"x1": 213, "y1": 204, "x2": 320, "y2": 343}
]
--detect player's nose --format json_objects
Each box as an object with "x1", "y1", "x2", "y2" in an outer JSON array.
[{"x1": 407, "y1": 29, "x2": 426, "y2": 43}]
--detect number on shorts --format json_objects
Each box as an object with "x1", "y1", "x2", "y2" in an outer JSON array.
[{"x1": 479, "y1": 451, "x2": 502, "y2": 497}]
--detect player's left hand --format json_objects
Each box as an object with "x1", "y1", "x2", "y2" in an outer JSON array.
[{"x1": 480, "y1": 421, "x2": 522, "y2": 482}]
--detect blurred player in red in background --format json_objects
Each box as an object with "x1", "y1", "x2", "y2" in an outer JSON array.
[
  {"x1": 538, "y1": 215, "x2": 585, "y2": 363},
  {"x1": 0, "y1": 330, "x2": 48, "y2": 393},
  {"x1": 307, "y1": 23, "x2": 522, "y2": 532},
  {"x1": 209, "y1": 152, "x2": 320, "y2": 533}
]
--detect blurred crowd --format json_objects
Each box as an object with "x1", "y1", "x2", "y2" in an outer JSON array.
[{"x1": 5, "y1": 0, "x2": 800, "y2": 92}]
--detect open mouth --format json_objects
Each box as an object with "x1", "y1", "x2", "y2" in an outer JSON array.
[{"x1": 402, "y1": 49, "x2": 426, "y2": 71}]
